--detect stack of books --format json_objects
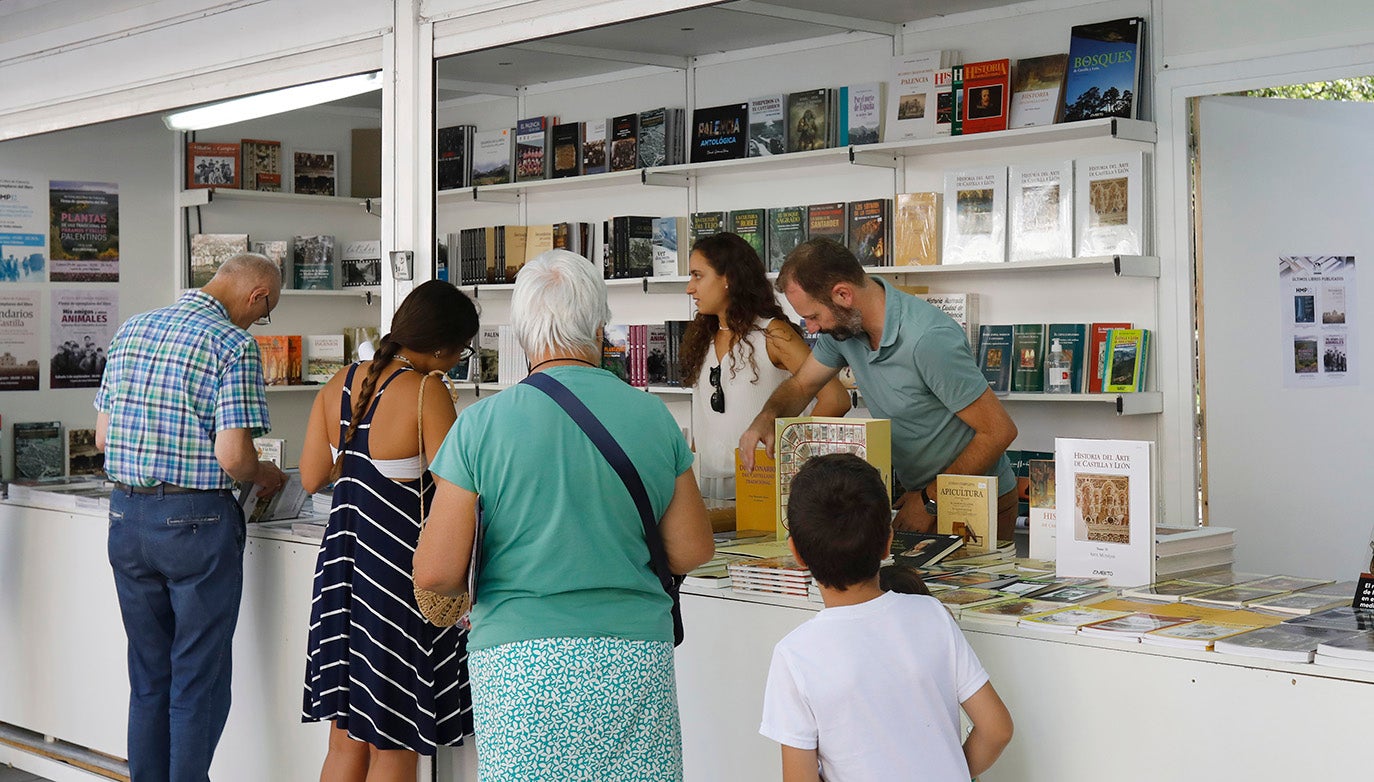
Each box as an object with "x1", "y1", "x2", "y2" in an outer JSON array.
[
  {"x1": 727, "y1": 555, "x2": 816, "y2": 601},
  {"x1": 1154, "y1": 526, "x2": 1235, "y2": 578}
]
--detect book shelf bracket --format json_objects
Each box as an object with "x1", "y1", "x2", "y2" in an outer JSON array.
[
  {"x1": 849, "y1": 148, "x2": 899, "y2": 170},
  {"x1": 471, "y1": 188, "x2": 521, "y2": 204},
  {"x1": 642, "y1": 170, "x2": 692, "y2": 189}
]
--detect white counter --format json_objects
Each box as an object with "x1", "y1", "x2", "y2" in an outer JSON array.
[{"x1": 2, "y1": 500, "x2": 1370, "y2": 781}]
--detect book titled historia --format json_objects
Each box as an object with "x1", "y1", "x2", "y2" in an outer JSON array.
[
  {"x1": 1075, "y1": 151, "x2": 1147, "y2": 256},
  {"x1": 1054, "y1": 437, "x2": 1154, "y2": 586},
  {"x1": 942, "y1": 167, "x2": 1008, "y2": 265}
]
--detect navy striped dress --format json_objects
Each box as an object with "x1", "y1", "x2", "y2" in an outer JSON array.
[{"x1": 302, "y1": 364, "x2": 473, "y2": 752}]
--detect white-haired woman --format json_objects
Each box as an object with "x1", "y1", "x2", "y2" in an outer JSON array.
[{"x1": 414, "y1": 249, "x2": 714, "y2": 782}]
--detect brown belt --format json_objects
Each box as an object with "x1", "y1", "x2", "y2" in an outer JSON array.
[{"x1": 115, "y1": 482, "x2": 224, "y2": 495}]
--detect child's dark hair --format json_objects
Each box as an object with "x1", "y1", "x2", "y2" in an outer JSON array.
[
  {"x1": 787, "y1": 453, "x2": 892, "y2": 589},
  {"x1": 879, "y1": 565, "x2": 932, "y2": 596}
]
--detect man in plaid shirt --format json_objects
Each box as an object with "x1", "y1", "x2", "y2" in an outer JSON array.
[{"x1": 95, "y1": 253, "x2": 287, "y2": 782}]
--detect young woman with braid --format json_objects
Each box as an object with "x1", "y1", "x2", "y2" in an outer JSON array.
[
  {"x1": 682, "y1": 232, "x2": 850, "y2": 498},
  {"x1": 297, "y1": 280, "x2": 480, "y2": 782}
]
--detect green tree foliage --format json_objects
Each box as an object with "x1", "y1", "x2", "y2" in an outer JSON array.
[{"x1": 1245, "y1": 78, "x2": 1374, "y2": 101}]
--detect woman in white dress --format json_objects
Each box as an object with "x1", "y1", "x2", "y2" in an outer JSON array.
[{"x1": 682, "y1": 232, "x2": 851, "y2": 498}]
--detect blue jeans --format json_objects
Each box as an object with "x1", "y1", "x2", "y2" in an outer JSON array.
[{"x1": 107, "y1": 487, "x2": 245, "y2": 782}]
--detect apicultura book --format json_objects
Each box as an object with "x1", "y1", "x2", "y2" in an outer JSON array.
[{"x1": 935, "y1": 473, "x2": 998, "y2": 554}]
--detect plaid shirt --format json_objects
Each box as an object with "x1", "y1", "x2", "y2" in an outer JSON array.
[{"x1": 94, "y1": 290, "x2": 270, "y2": 489}]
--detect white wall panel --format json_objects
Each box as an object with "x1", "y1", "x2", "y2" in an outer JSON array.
[
  {"x1": 0, "y1": 0, "x2": 388, "y2": 141},
  {"x1": 1159, "y1": 0, "x2": 1374, "y2": 68}
]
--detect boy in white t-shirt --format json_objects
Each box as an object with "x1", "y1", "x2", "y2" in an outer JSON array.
[{"x1": 759, "y1": 454, "x2": 1013, "y2": 782}]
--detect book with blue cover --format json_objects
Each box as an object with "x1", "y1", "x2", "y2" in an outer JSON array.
[{"x1": 1062, "y1": 17, "x2": 1145, "y2": 122}]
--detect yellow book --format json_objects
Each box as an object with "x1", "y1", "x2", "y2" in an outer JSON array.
[
  {"x1": 735, "y1": 447, "x2": 777, "y2": 535},
  {"x1": 935, "y1": 473, "x2": 997, "y2": 554},
  {"x1": 893, "y1": 191, "x2": 941, "y2": 266},
  {"x1": 775, "y1": 416, "x2": 892, "y2": 539}
]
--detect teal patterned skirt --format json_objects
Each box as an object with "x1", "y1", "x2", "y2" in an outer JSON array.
[{"x1": 469, "y1": 637, "x2": 683, "y2": 782}]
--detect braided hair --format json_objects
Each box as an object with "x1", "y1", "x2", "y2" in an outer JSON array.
[{"x1": 329, "y1": 280, "x2": 479, "y2": 481}]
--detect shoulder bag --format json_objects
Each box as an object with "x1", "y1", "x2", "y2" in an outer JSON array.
[
  {"x1": 412, "y1": 369, "x2": 474, "y2": 627},
  {"x1": 522, "y1": 371, "x2": 685, "y2": 646}
]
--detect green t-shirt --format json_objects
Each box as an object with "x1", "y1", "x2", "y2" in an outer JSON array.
[
  {"x1": 429, "y1": 365, "x2": 694, "y2": 651},
  {"x1": 810, "y1": 278, "x2": 1015, "y2": 493}
]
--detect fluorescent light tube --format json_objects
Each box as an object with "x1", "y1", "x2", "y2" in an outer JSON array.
[{"x1": 163, "y1": 71, "x2": 382, "y2": 131}]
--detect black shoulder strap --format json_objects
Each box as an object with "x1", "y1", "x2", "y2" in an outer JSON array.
[{"x1": 521, "y1": 372, "x2": 680, "y2": 604}]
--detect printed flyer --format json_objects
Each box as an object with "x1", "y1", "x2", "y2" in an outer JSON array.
[
  {"x1": 0, "y1": 176, "x2": 47, "y2": 283},
  {"x1": 1279, "y1": 256, "x2": 1357, "y2": 388},
  {"x1": 50, "y1": 289, "x2": 117, "y2": 388},
  {"x1": 0, "y1": 290, "x2": 41, "y2": 391},
  {"x1": 49, "y1": 180, "x2": 119, "y2": 282}
]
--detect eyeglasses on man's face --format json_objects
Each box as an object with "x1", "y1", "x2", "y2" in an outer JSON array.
[
  {"x1": 253, "y1": 294, "x2": 272, "y2": 326},
  {"x1": 709, "y1": 365, "x2": 724, "y2": 413}
]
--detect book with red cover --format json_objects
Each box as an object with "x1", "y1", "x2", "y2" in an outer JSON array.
[
  {"x1": 1087, "y1": 321, "x2": 1131, "y2": 393},
  {"x1": 961, "y1": 59, "x2": 1011, "y2": 135}
]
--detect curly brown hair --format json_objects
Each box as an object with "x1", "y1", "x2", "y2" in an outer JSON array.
[{"x1": 680, "y1": 232, "x2": 800, "y2": 387}]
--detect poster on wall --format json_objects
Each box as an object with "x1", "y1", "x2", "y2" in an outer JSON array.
[
  {"x1": 0, "y1": 176, "x2": 47, "y2": 283},
  {"x1": 49, "y1": 289, "x2": 117, "y2": 389},
  {"x1": 1279, "y1": 256, "x2": 1357, "y2": 388},
  {"x1": 0, "y1": 290, "x2": 41, "y2": 391},
  {"x1": 49, "y1": 180, "x2": 119, "y2": 282}
]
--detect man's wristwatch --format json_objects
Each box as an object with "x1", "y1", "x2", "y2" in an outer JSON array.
[{"x1": 920, "y1": 486, "x2": 937, "y2": 516}]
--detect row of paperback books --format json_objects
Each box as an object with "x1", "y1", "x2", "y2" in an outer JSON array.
[
  {"x1": 437, "y1": 107, "x2": 687, "y2": 189},
  {"x1": 437, "y1": 222, "x2": 595, "y2": 284},
  {"x1": 690, "y1": 199, "x2": 892, "y2": 271},
  {"x1": 976, "y1": 323, "x2": 1150, "y2": 395},
  {"x1": 255, "y1": 326, "x2": 379, "y2": 386},
  {"x1": 185, "y1": 136, "x2": 373, "y2": 198},
  {"x1": 450, "y1": 321, "x2": 696, "y2": 390},
  {"x1": 884, "y1": 18, "x2": 1144, "y2": 144},
  {"x1": 943, "y1": 151, "x2": 1149, "y2": 266},
  {"x1": 436, "y1": 18, "x2": 1144, "y2": 187},
  {"x1": 190, "y1": 234, "x2": 381, "y2": 290}
]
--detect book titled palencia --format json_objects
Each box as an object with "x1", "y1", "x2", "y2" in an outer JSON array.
[
  {"x1": 883, "y1": 50, "x2": 950, "y2": 141},
  {"x1": 935, "y1": 474, "x2": 998, "y2": 553},
  {"x1": 1054, "y1": 437, "x2": 1154, "y2": 586},
  {"x1": 942, "y1": 167, "x2": 1007, "y2": 265},
  {"x1": 690, "y1": 103, "x2": 749, "y2": 163}
]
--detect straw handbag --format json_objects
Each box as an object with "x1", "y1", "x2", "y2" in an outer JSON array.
[{"x1": 412, "y1": 370, "x2": 471, "y2": 627}]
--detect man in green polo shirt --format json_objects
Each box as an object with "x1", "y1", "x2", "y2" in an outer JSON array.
[{"x1": 739, "y1": 238, "x2": 1019, "y2": 539}]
